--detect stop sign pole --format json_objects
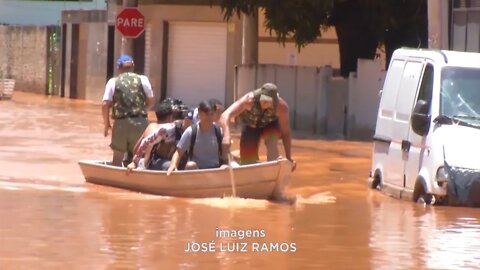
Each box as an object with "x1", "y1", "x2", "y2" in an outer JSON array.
[{"x1": 116, "y1": 7, "x2": 145, "y2": 39}]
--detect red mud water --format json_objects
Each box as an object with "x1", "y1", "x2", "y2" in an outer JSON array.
[{"x1": 0, "y1": 92, "x2": 479, "y2": 269}]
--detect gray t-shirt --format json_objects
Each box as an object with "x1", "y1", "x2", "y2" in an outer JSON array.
[{"x1": 177, "y1": 124, "x2": 220, "y2": 169}]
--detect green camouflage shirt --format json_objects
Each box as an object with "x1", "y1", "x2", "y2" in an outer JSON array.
[
  {"x1": 112, "y1": 72, "x2": 147, "y2": 119},
  {"x1": 240, "y1": 90, "x2": 278, "y2": 128}
]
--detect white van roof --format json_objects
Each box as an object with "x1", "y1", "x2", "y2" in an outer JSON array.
[{"x1": 392, "y1": 48, "x2": 480, "y2": 68}]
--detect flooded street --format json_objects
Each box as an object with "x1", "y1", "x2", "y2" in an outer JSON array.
[{"x1": 1, "y1": 92, "x2": 480, "y2": 269}]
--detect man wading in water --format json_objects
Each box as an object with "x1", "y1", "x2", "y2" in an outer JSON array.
[
  {"x1": 102, "y1": 55, "x2": 154, "y2": 166},
  {"x1": 219, "y1": 83, "x2": 296, "y2": 171}
]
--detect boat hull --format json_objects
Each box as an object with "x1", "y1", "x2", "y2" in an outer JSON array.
[{"x1": 78, "y1": 159, "x2": 292, "y2": 200}]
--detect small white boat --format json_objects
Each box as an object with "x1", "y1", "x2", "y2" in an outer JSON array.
[
  {"x1": 0, "y1": 79, "x2": 15, "y2": 100},
  {"x1": 78, "y1": 159, "x2": 292, "y2": 200}
]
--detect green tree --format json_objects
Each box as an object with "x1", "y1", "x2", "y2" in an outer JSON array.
[{"x1": 218, "y1": 0, "x2": 428, "y2": 77}]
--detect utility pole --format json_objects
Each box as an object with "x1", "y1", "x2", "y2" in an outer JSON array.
[
  {"x1": 427, "y1": 0, "x2": 449, "y2": 50},
  {"x1": 120, "y1": 0, "x2": 138, "y2": 56},
  {"x1": 241, "y1": 10, "x2": 258, "y2": 65}
]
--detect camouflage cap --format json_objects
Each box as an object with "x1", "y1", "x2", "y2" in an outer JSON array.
[{"x1": 257, "y1": 83, "x2": 278, "y2": 102}]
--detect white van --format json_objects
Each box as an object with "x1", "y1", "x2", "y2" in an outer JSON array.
[{"x1": 369, "y1": 48, "x2": 480, "y2": 206}]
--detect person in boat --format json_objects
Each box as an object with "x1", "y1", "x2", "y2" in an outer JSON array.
[
  {"x1": 126, "y1": 103, "x2": 193, "y2": 174},
  {"x1": 218, "y1": 82, "x2": 296, "y2": 171},
  {"x1": 167, "y1": 100, "x2": 228, "y2": 175},
  {"x1": 102, "y1": 54, "x2": 154, "y2": 166},
  {"x1": 131, "y1": 100, "x2": 192, "y2": 154},
  {"x1": 192, "y1": 98, "x2": 224, "y2": 124}
]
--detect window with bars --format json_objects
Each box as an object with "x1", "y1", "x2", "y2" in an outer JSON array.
[{"x1": 453, "y1": 0, "x2": 480, "y2": 8}]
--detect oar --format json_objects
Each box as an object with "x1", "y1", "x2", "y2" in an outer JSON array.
[{"x1": 227, "y1": 147, "x2": 237, "y2": 198}]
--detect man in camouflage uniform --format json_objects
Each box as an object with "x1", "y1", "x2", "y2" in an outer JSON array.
[
  {"x1": 102, "y1": 55, "x2": 154, "y2": 166},
  {"x1": 219, "y1": 83, "x2": 296, "y2": 171}
]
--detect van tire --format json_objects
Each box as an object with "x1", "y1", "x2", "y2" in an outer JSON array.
[
  {"x1": 417, "y1": 194, "x2": 436, "y2": 205},
  {"x1": 369, "y1": 172, "x2": 381, "y2": 190},
  {"x1": 413, "y1": 179, "x2": 437, "y2": 205}
]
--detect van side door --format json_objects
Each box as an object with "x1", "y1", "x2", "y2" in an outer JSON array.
[
  {"x1": 389, "y1": 60, "x2": 425, "y2": 189},
  {"x1": 404, "y1": 63, "x2": 434, "y2": 190},
  {"x1": 373, "y1": 59, "x2": 405, "y2": 190}
]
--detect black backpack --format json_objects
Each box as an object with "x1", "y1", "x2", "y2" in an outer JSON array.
[
  {"x1": 179, "y1": 124, "x2": 223, "y2": 168},
  {"x1": 174, "y1": 120, "x2": 183, "y2": 140}
]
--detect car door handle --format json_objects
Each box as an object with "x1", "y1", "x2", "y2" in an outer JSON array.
[{"x1": 401, "y1": 140, "x2": 411, "y2": 152}]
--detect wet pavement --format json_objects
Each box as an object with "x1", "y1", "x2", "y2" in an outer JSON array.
[{"x1": 0, "y1": 92, "x2": 480, "y2": 269}]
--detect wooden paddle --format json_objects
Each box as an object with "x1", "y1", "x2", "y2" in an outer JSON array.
[{"x1": 226, "y1": 142, "x2": 237, "y2": 198}]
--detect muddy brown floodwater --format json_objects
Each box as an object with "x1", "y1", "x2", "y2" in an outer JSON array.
[{"x1": 1, "y1": 92, "x2": 480, "y2": 270}]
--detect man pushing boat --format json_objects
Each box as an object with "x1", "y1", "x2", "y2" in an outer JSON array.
[{"x1": 218, "y1": 83, "x2": 296, "y2": 171}]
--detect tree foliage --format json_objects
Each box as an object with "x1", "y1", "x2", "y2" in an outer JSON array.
[
  {"x1": 220, "y1": 0, "x2": 333, "y2": 49},
  {"x1": 218, "y1": 0, "x2": 428, "y2": 76}
]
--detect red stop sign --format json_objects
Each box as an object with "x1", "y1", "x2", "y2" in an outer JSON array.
[{"x1": 116, "y1": 8, "x2": 145, "y2": 38}]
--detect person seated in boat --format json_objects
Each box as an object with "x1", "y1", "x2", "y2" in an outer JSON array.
[
  {"x1": 131, "y1": 100, "x2": 193, "y2": 154},
  {"x1": 218, "y1": 82, "x2": 296, "y2": 171},
  {"x1": 132, "y1": 102, "x2": 174, "y2": 154},
  {"x1": 192, "y1": 98, "x2": 224, "y2": 124},
  {"x1": 167, "y1": 100, "x2": 229, "y2": 175},
  {"x1": 126, "y1": 103, "x2": 193, "y2": 174}
]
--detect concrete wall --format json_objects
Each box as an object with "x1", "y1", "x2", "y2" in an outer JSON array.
[
  {"x1": 0, "y1": 25, "x2": 48, "y2": 94},
  {"x1": 235, "y1": 64, "x2": 331, "y2": 135},
  {"x1": 235, "y1": 59, "x2": 386, "y2": 141},
  {"x1": 64, "y1": 23, "x2": 72, "y2": 98},
  {"x1": 83, "y1": 23, "x2": 108, "y2": 101},
  {"x1": 62, "y1": 10, "x2": 108, "y2": 101},
  {"x1": 346, "y1": 59, "x2": 385, "y2": 140},
  {"x1": 0, "y1": 0, "x2": 106, "y2": 26},
  {"x1": 326, "y1": 78, "x2": 348, "y2": 138},
  {"x1": 427, "y1": 0, "x2": 450, "y2": 49}
]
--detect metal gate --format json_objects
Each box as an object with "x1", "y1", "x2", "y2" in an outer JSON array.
[{"x1": 47, "y1": 25, "x2": 61, "y2": 96}]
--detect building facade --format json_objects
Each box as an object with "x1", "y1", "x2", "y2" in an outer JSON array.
[
  {"x1": 59, "y1": 1, "x2": 480, "y2": 106},
  {"x1": 60, "y1": 0, "x2": 341, "y2": 105},
  {"x1": 0, "y1": 0, "x2": 106, "y2": 26}
]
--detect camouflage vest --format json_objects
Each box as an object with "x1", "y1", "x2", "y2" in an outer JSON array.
[
  {"x1": 112, "y1": 72, "x2": 147, "y2": 119},
  {"x1": 240, "y1": 90, "x2": 278, "y2": 128}
]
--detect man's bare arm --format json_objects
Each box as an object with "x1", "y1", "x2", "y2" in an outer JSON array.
[
  {"x1": 167, "y1": 148, "x2": 185, "y2": 175},
  {"x1": 219, "y1": 93, "x2": 252, "y2": 144},
  {"x1": 132, "y1": 123, "x2": 156, "y2": 154},
  {"x1": 102, "y1": 101, "x2": 112, "y2": 137},
  {"x1": 146, "y1": 97, "x2": 154, "y2": 109},
  {"x1": 277, "y1": 98, "x2": 293, "y2": 162}
]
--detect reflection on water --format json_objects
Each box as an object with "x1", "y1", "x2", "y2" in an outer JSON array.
[
  {"x1": 189, "y1": 197, "x2": 271, "y2": 209},
  {"x1": 1, "y1": 92, "x2": 480, "y2": 269},
  {"x1": 295, "y1": 192, "x2": 337, "y2": 205},
  {"x1": 370, "y1": 197, "x2": 480, "y2": 270}
]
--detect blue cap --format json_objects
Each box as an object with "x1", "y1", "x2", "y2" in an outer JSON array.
[{"x1": 117, "y1": 54, "x2": 134, "y2": 68}]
